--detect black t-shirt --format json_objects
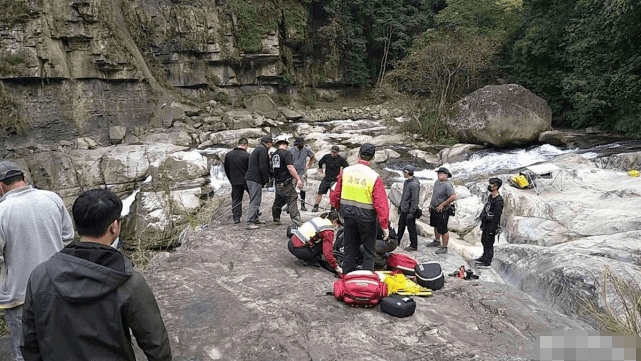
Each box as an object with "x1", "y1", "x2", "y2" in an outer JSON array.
[
  {"x1": 318, "y1": 154, "x2": 349, "y2": 181},
  {"x1": 272, "y1": 149, "x2": 294, "y2": 183}
]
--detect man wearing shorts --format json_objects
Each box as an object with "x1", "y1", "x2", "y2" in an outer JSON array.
[
  {"x1": 428, "y1": 167, "x2": 457, "y2": 254},
  {"x1": 313, "y1": 145, "x2": 348, "y2": 212}
]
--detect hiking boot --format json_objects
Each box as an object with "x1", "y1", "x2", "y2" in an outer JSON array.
[
  {"x1": 233, "y1": 220, "x2": 240, "y2": 224},
  {"x1": 435, "y1": 246, "x2": 448, "y2": 254},
  {"x1": 273, "y1": 218, "x2": 281, "y2": 225},
  {"x1": 476, "y1": 262, "x2": 491, "y2": 268},
  {"x1": 311, "y1": 204, "x2": 319, "y2": 213},
  {"x1": 245, "y1": 224, "x2": 259, "y2": 230},
  {"x1": 404, "y1": 245, "x2": 417, "y2": 252},
  {"x1": 474, "y1": 257, "x2": 485, "y2": 263},
  {"x1": 426, "y1": 240, "x2": 441, "y2": 247},
  {"x1": 300, "y1": 202, "x2": 307, "y2": 211}
]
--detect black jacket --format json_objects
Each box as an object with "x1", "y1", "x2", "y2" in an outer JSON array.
[
  {"x1": 224, "y1": 147, "x2": 250, "y2": 185},
  {"x1": 399, "y1": 177, "x2": 420, "y2": 217},
  {"x1": 245, "y1": 143, "x2": 271, "y2": 185},
  {"x1": 480, "y1": 194, "x2": 504, "y2": 234},
  {"x1": 21, "y1": 242, "x2": 172, "y2": 361}
]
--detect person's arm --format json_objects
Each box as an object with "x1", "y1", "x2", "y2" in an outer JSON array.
[
  {"x1": 318, "y1": 155, "x2": 326, "y2": 174},
  {"x1": 127, "y1": 274, "x2": 173, "y2": 361},
  {"x1": 329, "y1": 170, "x2": 343, "y2": 210},
  {"x1": 306, "y1": 152, "x2": 315, "y2": 170},
  {"x1": 287, "y1": 165, "x2": 303, "y2": 189},
  {"x1": 223, "y1": 154, "x2": 231, "y2": 180},
  {"x1": 61, "y1": 206, "x2": 74, "y2": 246},
  {"x1": 20, "y1": 280, "x2": 42, "y2": 361},
  {"x1": 320, "y1": 230, "x2": 338, "y2": 270},
  {"x1": 259, "y1": 147, "x2": 270, "y2": 185},
  {"x1": 489, "y1": 198, "x2": 504, "y2": 233},
  {"x1": 372, "y1": 177, "x2": 389, "y2": 229},
  {"x1": 408, "y1": 182, "x2": 419, "y2": 218}
]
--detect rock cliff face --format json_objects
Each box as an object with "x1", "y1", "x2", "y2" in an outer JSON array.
[{"x1": 0, "y1": 0, "x2": 330, "y2": 147}]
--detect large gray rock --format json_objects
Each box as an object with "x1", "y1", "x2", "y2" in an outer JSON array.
[
  {"x1": 448, "y1": 84, "x2": 552, "y2": 147},
  {"x1": 143, "y1": 195, "x2": 589, "y2": 361},
  {"x1": 243, "y1": 94, "x2": 278, "y2": 114},
  {"x1": 438, "y1": 143, "x2": 485, "y2": 164}
]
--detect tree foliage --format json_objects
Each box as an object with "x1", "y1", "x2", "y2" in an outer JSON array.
[
  {"x1": 315, "y1": 0, "x2": 439, "y2": 86},
  {"x1": 505, "y1": 0, "x2": 641, "y2": 136}
]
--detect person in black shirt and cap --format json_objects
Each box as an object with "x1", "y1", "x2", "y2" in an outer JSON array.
[
  {"x1": 224, "y1": 137, "x2": 250, "y2": 224},
  {"x1": 313, "y1": 145, "x2": 349, "y2": 212},
  {"x1": 245, "y1": 135, "x2": 273, "y2": 230},
  {"x1": 475, "y1": 177, "x2": 504, "y2": 267}
]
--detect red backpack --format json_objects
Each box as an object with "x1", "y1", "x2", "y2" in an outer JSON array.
[
  {"x1": 333, "y1": 271, "x2": 388, "y2": 308},
  {"x1": 386, "y1": 253, "x2": 418, "y2": 275}
]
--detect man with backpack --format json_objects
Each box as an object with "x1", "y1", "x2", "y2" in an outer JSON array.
[
  {"x1": 330, "y1": 143, "x2": 389, "y2": 274},
  {"x1": 270, "y1": 135, "x2": 303, "y2": 226},
  {"x1": 475, "y1": 177, "x2": 504, "y2": 267},
  {"x1": 288, "y1": 210, "x2": 342, "y2": 274}
]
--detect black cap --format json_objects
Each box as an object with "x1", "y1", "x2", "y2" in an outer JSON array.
[
  {"x1": 436, "y1": 167, "x2": 452, "y2": 178},
  {"x1": 489, "y1": 177, "x2": 502, "y2": 188},
  {"x1": 294, "y1": 137, "x2": 304, "y2": 146},
  {"x1": 331, "y1": 145, "x2": 340, "y2": 152},
  {"x1": 261, "y1": 135, "x2": 273, "y2": 143},
  {"x1": 359, "y1": 143, "x2": 376, "y2": 157},
  {"x1": 0, "y1": 161, "x2": 23, "y2": 182},
  {"x1": 403, "y1": 165, "x2": 414, "y2": 176}
]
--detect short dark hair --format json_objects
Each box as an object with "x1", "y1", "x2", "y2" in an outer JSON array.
[
  {"x1": 360, "y1": 154, "x2": 373, "y2": 161},
  {"x1": 72, "y1": 189, "x2": 123, "y2": 238},
  {"x1": 0, "y1": 173, "x2": 24, "y2": 186},
  {"x1": 238, "y1": 137, "x2": 248, "y2": 146}
]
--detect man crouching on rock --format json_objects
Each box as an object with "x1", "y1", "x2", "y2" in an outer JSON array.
[
  {"x1": 21, "y1": 189, "x2": 172, "y2": 361},
  {"x1": 288, "y1": 210, "x2": 343, "y2": 274}
]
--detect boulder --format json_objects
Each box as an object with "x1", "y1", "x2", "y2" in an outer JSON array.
[
  {"x1": 208, "y1": 128, "x2": 266, "y2": 147},
  {"x1": 109, "y1": 126, "x2": 127, "y2": 145},
  {"x1": 448, "y1": 84, "x2": 552, "y2": 147},
  {"x1": 438, "y1": 143, "x2": 485, "y2": 164},
  {"x1": 223, "y1": 110, "x2": 259, "y2": 130},
  {"x1": 278, "y1": 107, "x2": 304, "y2": 121},
  {"x1": 243, "y1": 94, "x2": 278, "y2": 115}
]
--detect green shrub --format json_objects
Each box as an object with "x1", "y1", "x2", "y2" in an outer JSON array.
[
  {"x1": 0, "y1": 0, "x2": 31, "y2": 25},
  {"x1": 0, "y1": 82, "x2": 30, "y2": 134},
  {"x1": 213, "y1": 92, "x2": 230, "y2": 104},
  {"x1": 0, "y1": 311, "x2": 8, "y2": 337},
  {"x1": 299, "y1": 89, "x2": 316, "y2": 107},
  {"x1": 0, "y1": 54, "x2": 26, "y2": 76},
  {"x1": 229, "y1": 0, "x2": 279, "y2": 53}
]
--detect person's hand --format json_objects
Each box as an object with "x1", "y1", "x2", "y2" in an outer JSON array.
[
  {"x1": 335, "y1": 266, "x2": 343, "y2": 274},
  {"x1": 297, "y1": 179, "x2": 303, "y2": 189},
  {"x1": 382, "y1": 228, "x2": 390, "y2": 241},
  {"x1": 318, "y1": 168, "x2": 324, "y2": 175},
  {"x1": 436, "y1": 203, "x2": 445, "y2": 212},
  {"x1": 305, "y1": 164, "x2": 310, "y2": 170}
]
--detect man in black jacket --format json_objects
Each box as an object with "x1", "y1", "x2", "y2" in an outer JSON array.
[
  {"x1": 245, "y1": 135, "x2": 273, "y2": 230},
  {"x1": 224, "y1": 137, "x2": 250, "y2": 224},
  {"x1": 475, "y1": 177, "x2": 504, "y2": 267},
  {"x1": 313, "y1": 145, "x2": 349, "y2": 212},
  {"x1": 398, "y1": 165, "x2": 420, "y2": 252},
  {"x1": 20, "y1": 189, "x2": 172, "y2": 361}
]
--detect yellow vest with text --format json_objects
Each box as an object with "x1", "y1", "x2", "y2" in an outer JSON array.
[
  {"x1": 292, "y1": 217, "x2": 334, "y2": 245},
  {"x1": 340, "y1": 163, "x2": 378, "y2": 221}
]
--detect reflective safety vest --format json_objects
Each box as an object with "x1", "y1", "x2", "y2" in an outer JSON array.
[
  {"x1": 340, "y1": 163, "x2": 378, "y2": 211},
  {"x1": 292, "y1": 217, "x2": 334, "y2": 245}
]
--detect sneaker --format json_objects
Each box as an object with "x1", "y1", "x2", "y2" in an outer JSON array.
[
  {"x1": 476, "y1": 262, "x2": 492, "y2": 268},
  {"x1": 245, "y1": 224, "x2": 259, "y2": 230},
  {"x1": 234, "y1": 220, "x2": 240, "y2": 224},
  {"x1": 474, "y1": 257, "x2": 485, "y2": 263},
  {"x1": 300, "y1": 203, "x2": 307, "y2": 211},
  {"x1": 253, "y1": 219, "x2": 265, "y2": 224},
  {"x1": 426, "y1": 240, "x2": 441, "y2": 247},
  {"x1": 273, "y1": 219, "x2": 282, "y2": 225},
  {"x1": 404, "y1": 245, "x2": 417, "y2": 252},
  {"x1": 435, "y1": 246, "x2": 448, "y2": 254},
  {"x1": 311, "y1": 204, "x2": 319, "y2": 213}
]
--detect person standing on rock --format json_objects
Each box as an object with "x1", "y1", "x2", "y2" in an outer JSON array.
[
  {"x1": 475, "y1": 178, "x2": 504, "y2": 267},
  {"x1": 330, "y1": 143, "x2": 390, "y2": 274},
  {"x1": 20, "y1": 189, "x2": 172, "y2": 361},
  {"x1": 428, "y1": 167, "x2": 457, "y2": 254},
  {"x1": 288, "y1": 210, "x2": 343, "y2": 274},
  {"x1": 271, "y1": 135, "x2": 303, "y2": 226},
  {"x1": 398, "y1": 165, "x2": 420, "y2": 252},
  {"x1": 245, "y1": 135, "x2": 273, "y2": 230},
  {"x1": 289, "y1": 137, "x2": 315, "y2": 211},
  {"x1": 224, "y1": 137, "x2": 250, "y2": 224},
  {"x1": 0, "y1": 161, "x2": 74, "y2": 361},
  {"x1": 313, "y1": 145, "x2": 349, "y2": 212}
]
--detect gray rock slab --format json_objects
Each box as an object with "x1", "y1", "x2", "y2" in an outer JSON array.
[{"x1": 143, "y1": 191, "x2": 590, "y2": 361}]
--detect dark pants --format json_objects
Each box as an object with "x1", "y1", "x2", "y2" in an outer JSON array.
[
  {"x1": 273, "y1": 180, "x2": 300, "y2": 224},
  {"x1": 231, "y1": 184, "x2": 248, "y2": 223},
  {"x1": 342, "y1": 217, "x2": 377, "y2": 274},
  {"x1": 480, "y1": 229, "x2": 496, "y2": 264},
  {"x1": 299, "y1": 190, "x2": 306, "y2": 202},
  {"x1": 398, "y1": 212, "x2": 418, "y2": 248},
  {"x1": 287, "y1": 238, "x2": 334, "y2": 273},
  {"x1": 246, "y1": 180, "x2": 263, "y2": 226},
  {"x1": 429, "y1": 207, "x2": 450, "y2": 235}
]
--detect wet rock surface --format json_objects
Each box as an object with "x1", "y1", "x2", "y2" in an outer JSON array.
[{"x1": 143, "y1": 192, "x2": 589, "y2": 361}]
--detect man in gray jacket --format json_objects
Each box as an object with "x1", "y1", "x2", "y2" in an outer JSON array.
[
  {"x1": 0, "y1": 161, "x2": 74, "y2": 361},
  {"x1": 398, "y1": 165, "x2": 420, "y2": 252},
  {"x1": 21, "y1": 189, "x2": 172, "y2": 361}
]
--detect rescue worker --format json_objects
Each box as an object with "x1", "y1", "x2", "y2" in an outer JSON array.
[
  {"x1": 475, "y1": 178, "x2": 504, "y2": 267},
  {"x1": 271, "y1": 135, "x2": 303, "y2": 226},
  {"x1": 288, "y1": 210, "x2": 343, "y2": 274},
  {"x1": 330, "y1": 143, "x2": 390, "y2": 274}
]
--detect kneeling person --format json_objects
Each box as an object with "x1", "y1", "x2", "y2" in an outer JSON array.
[{"x1": 288, "y1": 210, "x2": 342, "y2": 274}]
